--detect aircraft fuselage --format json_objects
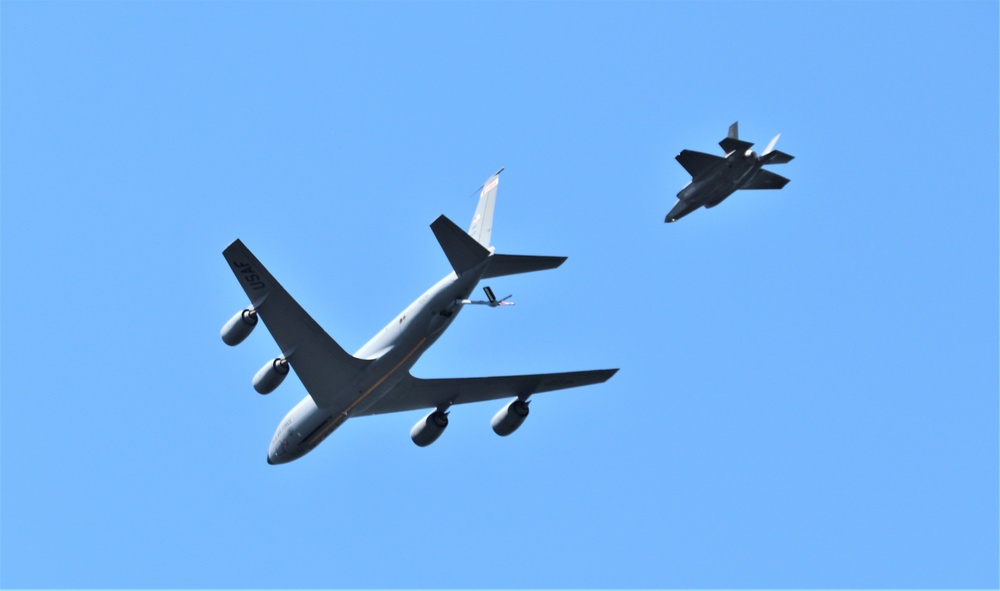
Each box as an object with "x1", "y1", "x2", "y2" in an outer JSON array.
[
  {"x1": 677, "y1": 151, "x2": 763, "y2": 209},
  {"x1": 267, "y1": 260, "x2": 489, "y2": 464}
]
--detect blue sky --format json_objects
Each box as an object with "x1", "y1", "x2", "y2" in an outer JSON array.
[{"x1": 2, "y1": 2, "x2": 997, "y2": 588}]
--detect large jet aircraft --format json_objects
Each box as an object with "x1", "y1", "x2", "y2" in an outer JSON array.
[
  {"x1": 666, "y1": 122, "x2": 794, "y2": 223},
  {"x1": 221, "y1": 171, "x2": 618, "y2": 464}
]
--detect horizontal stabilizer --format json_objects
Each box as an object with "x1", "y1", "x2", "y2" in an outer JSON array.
[
  {"x1": 719, "y1": 137, "x2": 754, "y2": 154},
  {"x1": 743, "y1": 169, "x2": 790, "y2": 190},
  {"x1": 676, "y1": 150, "x2": 724, "y2": 178},
  {"x1": 431, "y1": 215, "x2": 491, "y2": 274},
  {"x1": 482, "y1": 254, "x2": 567, "y2": 279},
  {"x1": 760, "y1": 150, "x2": 794, "y2": 165}
]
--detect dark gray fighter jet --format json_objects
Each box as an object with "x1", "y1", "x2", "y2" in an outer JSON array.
[{"x1": 666, "y1": 122, "x2": 794, "y2": 223}]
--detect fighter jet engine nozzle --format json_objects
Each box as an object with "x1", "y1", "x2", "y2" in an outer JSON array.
[
  {"x1": 744, "y1": 149, "x2": 758, "y2": 161},
  {"x1": 253, "y1": 358, "x2": 289, "y2": 394},
  {"x1": 491, "y1": 399, "x2": 530, "y2": 436},
  {"x1": 410, "y1": 410, "x2": 449, "y2": 447},
  {"x1": 221, "y1": 307, "x2": 258, "y2": 346}
]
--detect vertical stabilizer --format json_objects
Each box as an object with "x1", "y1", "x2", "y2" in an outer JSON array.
[
  {"x1": 468, "y1": 168, "x2": 503, "y2": 248},
  {"x1": 728, "y1": 121, "x2": 739, "y2": 139}
]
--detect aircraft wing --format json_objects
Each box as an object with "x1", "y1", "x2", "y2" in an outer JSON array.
[
  {"x1": 742, "y1": 169, "x2": 790, "y2": 190},
  {"x1": 223, "y1": 239, "x2": 371, "y2": 408},
  {"x1": 353, "y1": 368, "x2": 619, "y2": 416},
  {"x1": 676, "y1": 150, "x2": 724, "y2": 178}
]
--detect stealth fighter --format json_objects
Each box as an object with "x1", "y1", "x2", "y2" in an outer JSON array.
[{"x1": 666, "y1": 122, "x2": 794, "y2": 223}]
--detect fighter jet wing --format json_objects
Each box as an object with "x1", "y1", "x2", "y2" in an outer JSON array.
[
  {"x1": 676, "y1": 150, "x2": 724, "y2": 178},
  {"x1": 742, "y1": 169, "x2": 790, "y2": 190},
  {"x1": 223, "y1": 239, "x2": 371, "y2": 409},
  {"x1": 353, "y1": 369, "x2": 619, "y2": 416}
]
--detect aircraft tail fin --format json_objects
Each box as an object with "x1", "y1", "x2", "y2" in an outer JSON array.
[
  {"x1": 437, "y1": 169, "x2": 566, "y2": 277},
  {"x1": 719, "y1": 120, "x2": 754, "y2": 154},
  {"x1": 467, "y1": 169, "x2": 503, "y2": 248},
  {"x1": 431, "y1": 214, "x2": 491, "y2": 275}
]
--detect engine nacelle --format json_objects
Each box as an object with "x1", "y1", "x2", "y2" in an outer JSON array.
[
  {"x1": 221, "y1": 308, "x2": 258, "y2": 346},
  {"x1": 253, "y1": 358, "x2": 289, "y2": 394},
  {"x1": 491, "y1": 399, "x2": 530, "y2": 437},
  {"x1": 410, "y1": 410, "x2": 449, "y2": 447},
  {"x1": 744, "y1": 149, "x2": 758, "y2": 161}
]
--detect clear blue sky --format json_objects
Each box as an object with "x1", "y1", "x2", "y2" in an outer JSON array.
[{"x1": 2, "y1": 2, "x2": 997, "y2": 588}]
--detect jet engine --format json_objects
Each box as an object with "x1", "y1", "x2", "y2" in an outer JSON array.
[
  {"x1": 410, "y1": 410, "x2": 449, "y2": 447},
  {"x1": 221, "y1": 308, "x2": 258, "y2": 346},
  {"x1": 253, "y1": 358, "x2": 289, "y2": 394},
  {"x1": 744, "y1": 149, "x2": 757, "y2": 161},
  {"x1": 491, "y1": 399, "x2": 530, "y2": 436}
]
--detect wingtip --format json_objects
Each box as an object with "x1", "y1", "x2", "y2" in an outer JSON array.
[
  {"x1": 430, "y1": 213, "x2": 452, "y2": 228},
  {"x1": 223, "y1": 238, "x2": 248, "y2": 258}
]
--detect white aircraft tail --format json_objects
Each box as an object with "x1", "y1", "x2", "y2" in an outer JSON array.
[
  {"x1": 467, "y1": 168, "x2": 503, "y2": 248},
  {"x1": 431, "y1": 168, "x2": 567, "y2": 278}
]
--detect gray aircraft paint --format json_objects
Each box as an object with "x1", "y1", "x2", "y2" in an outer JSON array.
[
  {"x1": 221, "y1": 171, "x2": 617, "y2": 464},
  {"x1": 666, "y1": 121, "x2": 794, "y2": 223}
]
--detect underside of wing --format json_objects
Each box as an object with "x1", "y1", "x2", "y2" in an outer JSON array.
[
  {"x1": 676, "y1": 150, "x2": 724, "y2": 178},
  {"x1": 353, "y1": 368, "x2": 619, "y2": 417},
  {"x1": 743, "y1": 169, "x2": 790, "y2": 190},
  {"x1": 223, "y1": 239, "x2": 371, "y2": 408}
]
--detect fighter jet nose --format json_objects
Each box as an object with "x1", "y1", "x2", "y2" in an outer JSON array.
[{"x1": 267, "y1": 454, "x2": 274, "y2": 465}]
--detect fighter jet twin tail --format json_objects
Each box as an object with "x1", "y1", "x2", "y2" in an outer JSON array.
[{"x1": 666, "y1": 121, "x2": 794, "y2": 223}]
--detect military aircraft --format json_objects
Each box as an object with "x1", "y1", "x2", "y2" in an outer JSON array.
[
  {"x1": 221, "y1": 170, "x2": 618, "y2": 464},
  {"x1": 665, "y1": 122, "x2": 794, "y2": 223}
]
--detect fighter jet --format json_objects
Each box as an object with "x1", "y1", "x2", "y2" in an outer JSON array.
[
  {"x1": 665, "y1": 122, "x2": 794, "y2": 223},
  {"x1": 220, "y1": 170, "x2": 618, "y2": 464}
]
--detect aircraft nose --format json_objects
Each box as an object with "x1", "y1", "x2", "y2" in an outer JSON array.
[
  {"x1": 267, "y1": 444, "x2": 291, "y2": 465},
  {"x1": 267, "y1": 445, "x2": 282, "y2": 465}
]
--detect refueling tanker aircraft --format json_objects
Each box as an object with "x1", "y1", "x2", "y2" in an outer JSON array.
[
  {"x1": 666, "y1": 121, "x2": 794, "y2": 223},
  {"x1": 221, "y1": 170, "x2": 618, "y2": 464}
]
